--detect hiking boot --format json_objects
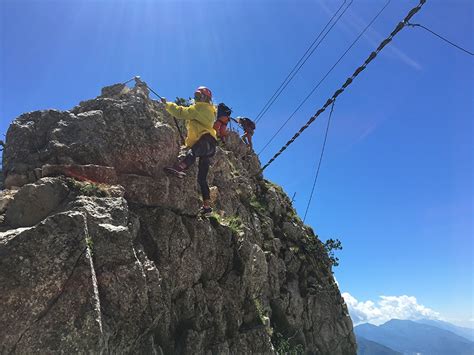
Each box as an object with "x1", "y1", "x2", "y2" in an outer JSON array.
[
  {"x1": 199, "y1": 206, "x2": 213, "y2": 217},
  {"x1": 164, "y1": 166, "x2": 186, "y2": 179}
]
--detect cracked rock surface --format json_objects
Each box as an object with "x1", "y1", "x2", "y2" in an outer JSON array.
[{"x1": 0, "y1": 82, "x2": 356, "y2": 354}]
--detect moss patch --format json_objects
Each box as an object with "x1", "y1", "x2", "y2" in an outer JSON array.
[
  {"x1": 249, "y1": 195, "x2": 267, "y2": 215},
  {"x1": 209, "y1": 212, "x2": 244, "y2": 234},
  {"x1": 66, "y1": 178, "x2": 111, "y2": 197},
  {"x1": 272, "y1": 332, "x2": 304, "y2": 355},
  {"x1": 85, "y1": 236, "x2": 94, "y2": 256}
]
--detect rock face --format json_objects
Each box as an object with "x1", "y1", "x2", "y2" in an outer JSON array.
[{"x1": 0, "y1": 82, "x2": 356, "y2": 354}]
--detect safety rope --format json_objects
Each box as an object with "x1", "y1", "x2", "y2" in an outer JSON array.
[
  {"x1": 303, "y1": 100, "x2": 336, "y2": 223},
  {"x1": 406, "y1": 22, "x2": 474, "y2": 56},
  {"x1": 122, "y1": 76, "x2": 138, "y2": 85},
  {"x1": 260, "y1": 0, "x2": 427, "y2": 172},
  {"x1": 145, "y1": 83, "x2": 186, "y2": 145},
  {"x1": 255, "y1": 0, "x2": 353, "y2": 124},
  {"x1": 258, "y1": 0, "x2": 391, "y2": 156}
]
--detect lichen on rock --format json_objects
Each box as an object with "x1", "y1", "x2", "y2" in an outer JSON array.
[{"x1": 0, "y1": 81, "x2": 356, "y2": 354}]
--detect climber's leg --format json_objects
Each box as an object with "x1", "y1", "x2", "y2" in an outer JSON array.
[
  {"x1": 164, "y1": 148, "x2": 196, "y2": 178},
  {"x1": 246, "y1": 131, "x2": 253, "y2": 149},
  {"x1": 180, "y1": 150, "x2": 196, "y2": 170},
  {"x1": 197, "y1": 156, "x2": 211, "y2": 212}
]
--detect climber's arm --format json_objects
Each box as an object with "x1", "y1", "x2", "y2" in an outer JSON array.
[{"x1": 165, "y1": 102, "x2": 194, "y2": 121}]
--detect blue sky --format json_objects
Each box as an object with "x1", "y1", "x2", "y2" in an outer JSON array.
[{"x1": 1, "y1": 0, "x2": 472, "y2": 326}]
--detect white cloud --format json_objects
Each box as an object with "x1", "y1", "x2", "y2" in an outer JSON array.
[
  {"x1": 446, "y1": 318, "x2": 474, "y2": 329},
  {"x1": 342, "y1": 292, "x2": 441, "y2": 326}
]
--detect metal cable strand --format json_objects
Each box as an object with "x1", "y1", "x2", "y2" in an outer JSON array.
[
  {"x1": 147, "y1": 85, "x2": 163, "y2": 99},
  {"x1": 261, "y1": 0, "x2": 427, "y2": 172},
  {"x1": 303, "y1": 100, "x2": 336, "y2": 222},
  {"x1": 146, "y1": 84, "x2": 186, "y2": 144},
  {"x1": 254, "y1": 0, "x2": 348, "y2": 123},
  {"x1": 407, "y1": 22, "x2": 474, "y2": 56},
  {"x1": 255, "y1": 0, "x2": 354, "y2": 123},
  {"x1": 258, "y1": 0, "x2": 391, "y2": 156},
  {"x1": 122, "y1": 76, "x2": 137, "y2": 85}
]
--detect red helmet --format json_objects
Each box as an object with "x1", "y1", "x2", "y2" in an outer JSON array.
[{"x1": 194, "y1": 86, "x2": 212, "y2": 102}]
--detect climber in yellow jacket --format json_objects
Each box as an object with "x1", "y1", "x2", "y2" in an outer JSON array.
[{"x1": 162, "y1": 86, "x2": 217, "y2": 216}]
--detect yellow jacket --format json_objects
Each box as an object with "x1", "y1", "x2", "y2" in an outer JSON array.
[{"x1": 165, "y1": 102, "x2": 217, "y2": 147}]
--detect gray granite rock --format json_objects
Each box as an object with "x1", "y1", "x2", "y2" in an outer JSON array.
[
  {"x1": 5, "y1": 177, "x2": 69, "y2": 228},
  {"x1": 0, "y1": 82, "x2": 356, "y2": 354}
]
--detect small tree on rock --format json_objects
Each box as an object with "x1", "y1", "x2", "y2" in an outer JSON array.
[{"x1": 323, "y1": 238, "x2": 343, "y2": 267}]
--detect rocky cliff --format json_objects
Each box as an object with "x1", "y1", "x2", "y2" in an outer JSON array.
[{"x1": 0, "y1": 81, "x2": 356, "y2": 354}]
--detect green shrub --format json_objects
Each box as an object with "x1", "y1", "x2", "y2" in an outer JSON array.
[
  {"x1": 174, "y1": 97, "x2": 192, "y2": 107},
  {"x1": 254, "y1": 299, "x2": 266, "y2": 324},
  {"x1": 79, "y1": 183, "x2": 107, "y2": 197},
  {"x1": 249, "y1": 195, "x2": 267, "y2": 215},
  {"x1": 272, "y1": 332, "x2": 304, "y2": 355},
  {"x1": 209, "y1": 213, "x2": 243, "y2": 234},
  {"x1": 323, "y1": 238, "x2": 342, "y2": 267},
  {"x1": 227, "y1": 215, "x2": 243, "y2": 233},
  {"x1": 85, "y1": 236, "x2": 94, "y2": 256},
  {"x1": 264, "y1": 179, "x2": 284, "y2": 193},
  {"x1": 66, "y1": 178, "x2": 109, "y2": 197},
  {"x1": 304, "y1": 236, "x2": 342, "y2": 268},
  {"x1": 253, "y1": 298, "x2": 273, "y2": 336}
]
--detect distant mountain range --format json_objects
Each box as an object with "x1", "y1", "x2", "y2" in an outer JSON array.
[
  {"x1": 355, "y1": 319, "x2": 474, "y2": 355},
  {"x1": 357, "y1": 336, "x2": 401, "y2": 355},
  {"x1": 416, "y1": 319, "x2": 474, "y2": 342}
]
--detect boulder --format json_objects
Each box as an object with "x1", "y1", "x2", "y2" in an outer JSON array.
[
  {"x1": 0, "y1": 211, "x2": 102, "y2": 353},
  {"x1": 5, "y1": 178, "x2": 69, "y2": 228},
  {"x1": 100, "y1": 83, "x2": 130, "y2": 98},
  {"x1": 0, "y1": 189, "x2": 17, "y2": 214},
  {"x1": 4, "y1": 173, "x2": 29, "y2": 189}
]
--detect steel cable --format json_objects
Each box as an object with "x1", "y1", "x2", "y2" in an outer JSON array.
[
  {"x1": 261, "y1": 0, "x2": 428, "y2": 172},
  {"x1": 258, "y1": 0, "x2": 392, "y2": 156},
  {"x1": 406, "y1": 22, "x2": 474, "y2": 56},
  {"x1": 303, "y1": 100, "x2": 336, "y2": 222},
  {"x1": 255, "y1": 0, "x2": 353, "y2": 123}
]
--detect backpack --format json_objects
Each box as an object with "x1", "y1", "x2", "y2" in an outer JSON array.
[
  {"x1": 217, "y1": 103, "x2": 232, "y2": 118},
  {"x1": 239, "y1": 117, "x2": 256, "y2": 131}
]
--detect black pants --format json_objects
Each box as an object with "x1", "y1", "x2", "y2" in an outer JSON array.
[{"x1": 181, "y1": 134, "x2": 216, "y2": 200}]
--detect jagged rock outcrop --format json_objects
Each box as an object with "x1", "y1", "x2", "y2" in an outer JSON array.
[{"x1": 0, "y1": 82, "x2": 356, "y2": 354}]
